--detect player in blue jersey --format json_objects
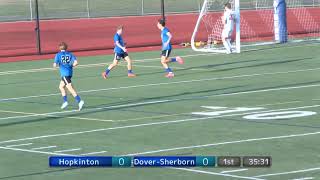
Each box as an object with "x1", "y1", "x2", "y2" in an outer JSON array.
[
  {"x1": 102, "y1": 26, "x2": 136, "y2": 79},
  {"x1": 157, "y1": 19, "x2": 184, "y2": 78},
  {"x1": 53, "y1": 42, "x2": 84, "y2": 111}
]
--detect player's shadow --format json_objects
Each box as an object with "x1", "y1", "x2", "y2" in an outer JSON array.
[
  {"x1": 1, "y1": 80, "x2": 320, "y2": 127},
  {"x1": 0, "y1": 85, "x2": 243, "y2": 127},
  {"x1": 175, "y1": 56, "x2": 315, "y2": 77}
]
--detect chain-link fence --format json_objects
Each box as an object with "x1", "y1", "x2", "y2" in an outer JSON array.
[{"x1": 1, "y1": 0, "x2": 319, "y2": 22}]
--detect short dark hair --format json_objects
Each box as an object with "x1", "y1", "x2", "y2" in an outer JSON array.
[
  {"x1": 117, "y1": 25, "x2": 123, "y2": 30},
  {"x1": 158, "y1": 19, "x2": 166, "y2": 27},
  {"x1": 224, "y1": 2, "x2": 232, "y2": 9},
  {"x1": 59, "y1": 42, "x2": 68, "y2": 50}
]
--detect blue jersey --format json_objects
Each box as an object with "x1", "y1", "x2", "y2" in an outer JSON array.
[
  {"x1": 114, "y1": 33, "x2": 125, "y2": 54},
  {"x1": 161, "y1": 27, "x2": 172, "y2": 50},
  {"x1": 54, "y1": 51, "x2": 77, "y2": 77}
]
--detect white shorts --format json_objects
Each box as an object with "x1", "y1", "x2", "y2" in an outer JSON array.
[{"x1": 222, "y1": 29, "x2": 233, "y2": 39}]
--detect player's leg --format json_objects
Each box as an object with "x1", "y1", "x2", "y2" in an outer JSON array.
[
  {"x1": 123, "y1": 53, "x2": 136, "y2": 77},
  {"x1": 102, "y1": 53, "x2": 120, "y2": 79},
  {"x1": 63, "y1": 77, "x2": 84, "y2": 111},
  {"x1": 222, "y1": 30, "x2": 232, "y2": 54},
  {"x1": 59, "y1": 80, "x2": 68, "y2": 109},
  {"x1": 161, "y1": 50, "x2": 174, "y2": 78}
]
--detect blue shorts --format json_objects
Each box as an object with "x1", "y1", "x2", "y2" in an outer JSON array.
[{"x1": 114, "y1": 52, "x2": 129, "y2": 60}]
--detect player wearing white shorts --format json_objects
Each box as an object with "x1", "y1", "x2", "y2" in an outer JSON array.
[{"x1": 221, "y1": 2, "x2": 235, "y2": 54}]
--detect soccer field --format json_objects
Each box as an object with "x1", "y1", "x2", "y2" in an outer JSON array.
[{"x1": 0, "y1": 43, "x2": 319, "y2": 180}]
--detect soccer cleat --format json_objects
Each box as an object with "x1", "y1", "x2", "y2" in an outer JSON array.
[
  {"x1": 61, "y1": 102, "x2": 68, "y2": 110},
  {"x1": 165, "y1": 72, "x2": 175, "y2": 78},
  {"x1": 78, "y1": 100, "x2": 84, "y2": 111},
  {"x1": 128, "y1": 73, "x2": 136, "y2": 78},
  {"x1": 176, "y1": 56, "x2": 184, "y2": 64},
  {"x1": 101, "y1": 72, "x2": 108, "y2": 79}
]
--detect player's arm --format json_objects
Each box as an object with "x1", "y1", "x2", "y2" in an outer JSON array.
[
  {"x1": 53, "y1": 55, "x2": 59, "y2": 68},
  {"x1": 164, "y1": 32, "x2": 172, "y2": 48},
  {"x1": 115, "y1": 41, "x2": 127, "y2": 52},
  {"x1": 71, "y1": 54, "x2": 78, "y2": 67}
]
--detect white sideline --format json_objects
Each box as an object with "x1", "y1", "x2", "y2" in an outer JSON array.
[
  {"x1": 220, "y1": 169, "x2": 249, "y2": 174},
  {"x1": 291, "y1": 177, "x2": 314, "y2": 180},
  {"x1": 80, "y1": 151, "x2": 107, "y2": 156},
  {"x1": 0, "y1": 53, "x2": 211, "y2": 76},
  {"x1": 172, "y1": 168, "x2": 265, "y2": 180},
  {"x1": 0, "y1": 104, "x2": 319, "y2": 145},
  {"x1": 54, "y1": 148, "x2": 81, "y2": 153},
  {"x1": 254, "y1": 167, "x2": 320, "y2": 177},
  {"x1": 0, "y1": 146, "x2": 71, "y2": 156},
  {"x1": 0, "y1": 81, "x2": 320, "y2": 122},
  {"x1": 1, "y1": 67, "x2": 320, "y2": 102},
  {"x1": 5, "y1": 143, "x2": 33, "y2": 148},
  {"x1": 31, "y1": 146, "x2": 57, "y2": 150}
]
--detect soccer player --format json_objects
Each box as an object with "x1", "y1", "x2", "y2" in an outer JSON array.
[
  {"x1": 157, "y1": 19, "x2": 184, "y2": 78},
  {"x1": 102, "y1": 26, "x2": 136, "y2": 79},
  {"x1": 53, "y1": 42, "x2": 84, "y2": 111},
  {"x1": 221, "y1": 2, "x2": 235, "y2": 54}
]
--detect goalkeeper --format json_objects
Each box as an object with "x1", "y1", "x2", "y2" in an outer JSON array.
[{"x1": 221, "y1": 2, "x2": 235, "y2": 54}]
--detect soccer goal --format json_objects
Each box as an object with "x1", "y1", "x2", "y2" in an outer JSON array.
[{"x1": 191, "y1": 0, "x2": 320, "y2": 54}]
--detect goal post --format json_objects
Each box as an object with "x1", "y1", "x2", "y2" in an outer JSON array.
[
  {"x1": 191, "y1": 0, "x2": 241, "y2": 53},
  {"x1": 191, "y1": 0, "x2": 320, "y2": 54}
]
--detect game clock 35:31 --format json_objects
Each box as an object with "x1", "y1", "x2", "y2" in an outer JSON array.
[{"x1": 243, "y1": 156, "x2": 272, "y2": 167}]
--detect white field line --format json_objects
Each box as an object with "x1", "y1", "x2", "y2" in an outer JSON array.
[
  {"x1": 5, "y1": 143, "x2": 33, "y2": 148},
  {"x1": 31, "y1": 146, "x2": 57, "y2": 150},
  {"x1": 254, "y1": 167, "x2": 320, "y2": 177},
  {"x1": 291, "y1": 177, "x2": 314, "y2": 180},
  {"x1": 172, "y1": 168, "x2": 265, "y2": 180},
  {"x1": 0, "y1": 104, "x2": 319, "y2": 146},
  {"x1": 0, "y1": 100, "x2": 302, "y2": 124},
  {"x1": 0, "y1": 53, "x2": 212, "y2": 76},
  {"x1": 0, "y1": 110, "x2": 115, "y2": 122},
  {"x1": 1, "y1": 67, "x2": 320, "y2": 102},
  {"x1": 122, "y1": 126, "x2": 320, "y2": 156},
  {"x1": 0, "y1": 146, "x2": 71, "y2": 156},
  {"x1": 54, "y1": 148, "x2": 82, "y2": 153},
  {"x1": 79, "y1": 151, "x2": 107, "y2": 156},
  {"x1": 220, "y1": 169, "x2": 249, "y2": 174},
  {"x1": 1, "y1": 81, "x2": 320, "y2": 122}
]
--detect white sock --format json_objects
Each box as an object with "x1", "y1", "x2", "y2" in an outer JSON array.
[
  {"x1": 223, "y1": 41, "x2": 231, "y2": 54},
  {"x1": 227, "y1": 39, "x2": 232, "y2": 52}
]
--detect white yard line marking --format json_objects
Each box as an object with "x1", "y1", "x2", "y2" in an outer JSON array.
[
  {"x1": 220, "y1": 169, "x2": 249, "y2": 174},
  {"x1": 0, "y1": 110, "x2": 115, "y2": 122},
  {"x1": 0, "y1": 104, "x2": 319, "y2": 146},
  {"x1": 5, "y1": 143, "x2": 33, "y2": 148},
  {"x1": 54, "y1": 148, "x2": 82, "y2": 153},
  {"x1": 1, "y1": 81, "x2": 320, "y2": 122},
  {"x1": 254, "y1": 167, "x2": 320, "y2": 177},
  {"x1": 1, "y1": 67, "x2": 320, "y2": 102},
  {"x1": 256, "y1": 101, "x2": 302, "y2": 107},
  {"x1": 31, "y1": 146, "x2": 57, "y2": 150},
  {"x1": 172, "y1": 168, "x2": 265, "y2": 180},
  {"x1": 0, "y1": 53, "x2": 211, "y2": 76},
  {"x1": 0, "y1": 146, "x2": 71, "y2": 156},
  {"x1": 291, "y1": 177, "x2": 314, "y2": 180},
  {"x1": 80, "y1": 151, "x2": 107, "y2": 156}
]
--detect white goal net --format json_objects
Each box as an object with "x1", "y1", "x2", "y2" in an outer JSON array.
[{"x1": 191, "y1": 0, "x2": 320, "y2": 54}]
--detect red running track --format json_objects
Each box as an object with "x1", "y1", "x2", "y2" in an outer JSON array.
[{"x1": 0, "y1": 8, "x2": 319, "y2": 63}]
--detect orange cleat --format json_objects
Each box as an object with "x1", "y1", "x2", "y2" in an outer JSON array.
[
  {"x1": 128, "y1": 73, "x2": 136, "y2": 78},
  {"x1": 101, "y1": 72, "x2": 108, "y2": 79},
  {"x1": 165, "y1": 72, "x2": 175, "y2": 78},
  {"x1": 176, "y1": 56, "x2": 184, "y2": 64}
]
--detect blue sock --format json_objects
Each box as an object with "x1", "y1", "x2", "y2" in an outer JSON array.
[
  {"x1": 166, "y1": 68, "x2": 173, "y2": 73},
  {"x1": 75, "y1": 95, "x2": 81, "y2": 103},
  {"x1": 105, "y1": 69, "x2": 111, "y2": 75},
  {"x1": 128, "y1": 70, "x2": 133, "y2": 74},
  {"x1": 171, "y1": 57, "x2": 177, "y2": 62},
  {"x1": 63, "y1": 96, "x2": 67, "y2": 103}
]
